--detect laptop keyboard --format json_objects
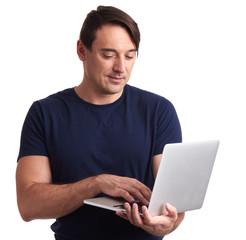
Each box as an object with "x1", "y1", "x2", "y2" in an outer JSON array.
[{"x1": 113, "y1": 202, "x2": 144, "y2": 214}]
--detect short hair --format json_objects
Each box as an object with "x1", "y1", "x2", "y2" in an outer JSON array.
[{"x1": 79, "y1": 6, "x2": 140, "y2": 52}]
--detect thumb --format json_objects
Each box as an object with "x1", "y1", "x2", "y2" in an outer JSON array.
[{"x1": 165, "y1": 203, "x2": 178, "y2": 220}]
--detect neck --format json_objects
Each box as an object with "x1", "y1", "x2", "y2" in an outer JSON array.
[{"x1": 74, "y1": 81, "x2": 124, "y2": 105}]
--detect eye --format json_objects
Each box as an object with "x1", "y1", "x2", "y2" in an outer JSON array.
[
  {"x1": 125, "y1": 55, "x2": 134, "y2": 60},
  {"x1": 103, "y1": 54, "x2": 114, "y2": 59}
]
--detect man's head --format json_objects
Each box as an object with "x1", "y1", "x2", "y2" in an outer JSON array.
[
  {"x1": 76, "y1": 6, "x2": 139, "y2": 104},
  {"x1": 79, "y1": 6, "x2": 140, "y2": 54}
]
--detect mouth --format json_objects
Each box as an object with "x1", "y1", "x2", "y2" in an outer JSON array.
[{"x1": 107, "y1": 75, "x2": 126, "y2": 83}]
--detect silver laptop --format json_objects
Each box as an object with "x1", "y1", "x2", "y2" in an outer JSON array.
[{"x1": 84, "y1": 140, "x2": 219, "y2": 216}]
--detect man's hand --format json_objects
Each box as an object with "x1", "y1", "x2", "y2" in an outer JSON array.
[
  {"x1": 96, "y1": 174, "x2": 151, "y2": 205},
  {"x1": 116, "y1": 202, "x2": 185, "y2": 236}
]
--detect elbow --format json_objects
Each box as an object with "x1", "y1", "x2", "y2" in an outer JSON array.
[
  {"x1": 20, "y1": 210, "x2": 33, "y2": 222},
  {"x1": 16, "y1": 183, "x2": 40, "y2": 222},
  {"x1": 17, "y1": 198, "x2": 35, "y2": 222},
  {"x1": 21, "y1": 214, "x2": 33, "y2": 222},
  {"x1": 17, "y1": 204, "x2": 34, "y2": 222}
]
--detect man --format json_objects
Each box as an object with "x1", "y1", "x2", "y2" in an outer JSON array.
[{"x1": 16, "y1": 6, "x2": 185, "y2": 240}]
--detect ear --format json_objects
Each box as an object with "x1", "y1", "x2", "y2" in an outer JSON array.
[{"x1": 77, "y1": 40, "x2": 86, "y2": 61}]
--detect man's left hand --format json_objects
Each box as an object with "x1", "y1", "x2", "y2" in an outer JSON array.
[{"x1": 116, "y1": 202, "x2": 185, "y2": 236}]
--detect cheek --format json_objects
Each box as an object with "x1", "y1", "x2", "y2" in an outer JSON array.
[
  {"x1": 86, "y1": 59, "x2": 105, "y2": 77},
  {"x1": 97, "y1": 61, "x2": 114, "y2": 75},
  {"x1": 126, "y1": 61, "x2": 135, "y2": 74}
]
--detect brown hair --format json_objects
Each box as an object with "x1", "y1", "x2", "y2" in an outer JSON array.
[{"x1": 79, "y1": 6, "x2": 140, "y2": 52}]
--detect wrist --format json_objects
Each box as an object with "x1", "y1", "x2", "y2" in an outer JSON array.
[
  {"x1": 77, "y1": 175, "x2": 102, "y2": 201},
  {"x1": 88, "y1": 175, "x2": 105, "y2": 196},
  {"x1": 94, "y1": 174, "x2": 104, "y2": 193}
]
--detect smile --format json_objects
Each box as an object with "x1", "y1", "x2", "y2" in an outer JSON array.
[{"x1": 108, "y1": 75, "x2": 125, "y2": 83}]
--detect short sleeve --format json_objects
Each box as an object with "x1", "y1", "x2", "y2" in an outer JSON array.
[
  {"x1": 154, "y1": 99, "x2": 182, "y2": 155},
  {"x1": 17, "y1": 101, "x2": 48, "y2": 161}
]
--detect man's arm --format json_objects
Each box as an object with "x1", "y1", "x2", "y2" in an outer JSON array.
[
  {"x1": 116, "y1": 154, "x2": 185, "y2": 236},
  {"x1": 16, "y1": 156, "x2": 151, "y2": 222},
  {"x1": 16, "y1": 156, "x2": 100, "y2": 221}
]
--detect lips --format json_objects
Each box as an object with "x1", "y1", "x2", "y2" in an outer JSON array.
[{"x1": 108, "y1": 75, "x2": 126, "y2": 83}]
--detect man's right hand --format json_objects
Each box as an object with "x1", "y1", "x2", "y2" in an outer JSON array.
[{"x1": 95, "y1": 174, "x2": 151, "y2": 206}]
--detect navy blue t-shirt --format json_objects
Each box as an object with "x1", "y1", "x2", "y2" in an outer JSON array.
[{"x1": 18, "y1": 84, "x2": 182, "y2": 240}]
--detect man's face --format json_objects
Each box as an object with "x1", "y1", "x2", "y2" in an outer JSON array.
[{"x1": 79, "y1": 24, "x2": 137, "y2": 98}]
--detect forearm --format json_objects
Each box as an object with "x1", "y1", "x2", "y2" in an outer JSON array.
[
  {"x1": 16, "y1": 155, "x2": 151, "y2": 222},
  {"x1": 17, "y1": 176, "x2": 100, "y2": 221}
]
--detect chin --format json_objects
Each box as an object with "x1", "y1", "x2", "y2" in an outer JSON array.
[{"x1": 104, "y1": 82, "x2": 126, "y2": 95}]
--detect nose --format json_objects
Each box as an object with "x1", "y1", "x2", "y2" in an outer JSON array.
[{"x1": 113, "y1": 56, "x2": 126, "y2": 73}]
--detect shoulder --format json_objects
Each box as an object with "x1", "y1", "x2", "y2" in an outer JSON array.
[
  {"x1": 31, "y1": 88, "x2": 75, "y2": 110},
  {"x1": 39, "y1": 88, "x2": 74, "y2": 105},
  {"x1": 25, "y1": 88, "x2": 75, "y2": 122},
  {"x1": 125, "y1": 84, "x2": 174, "y2": 110}
]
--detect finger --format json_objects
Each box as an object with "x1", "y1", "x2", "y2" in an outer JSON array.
[
  {"x1": 141, "y1": 205, "x2": 154, "y2": 225},
  {"x1": 167, "y1": 213, "x2": 185, "y2": 234},
  {"x1": 128, "y1": 188, "x2": 150, "y2": 206},
  {"x1": 124, "y1": 202, "x2": 136, "y2": 225},
  {"x1": 135, "y1": 182, "x2": 152, "y2": 201},
  {"x1": 117, "y1": 179, "x2": 151, "y2": 204},
  {"x1": 174, "y1": 212, "x2": 185, "y2": 229},
  {"x1": 129, "y1": 185, "x2": 151, "y2": 205},
  {"x1": 116, "y1": 210, "x2": 128, "y2": 220},
  {"x1": 165, "y1": 203, "x2": 178, "y2": 221},
  {"x1": 178, "y1": 212, "x2": 185, "y2": 221},
  {"x1": 138, "y1": 184, "x2": 152, "y2": 201},
  {"x1": 131, "y1": 203, "x2": 143, "y2": 226},
  {"x1": 118, "y1": 189, "x2": 136, "y2": 203}
]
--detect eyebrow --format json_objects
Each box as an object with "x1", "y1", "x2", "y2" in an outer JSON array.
[{"x1": 100, "y1": 48, "x2": 137, "y2": 53}]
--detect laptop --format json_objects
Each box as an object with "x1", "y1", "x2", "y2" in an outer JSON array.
[{"x1": 84, "y1": 140, "x2": 220, "y2": 216}]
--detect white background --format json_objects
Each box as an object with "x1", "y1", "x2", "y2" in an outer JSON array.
[{"x1": 1, "y1": 0, "x2": 245, "y2": 239}]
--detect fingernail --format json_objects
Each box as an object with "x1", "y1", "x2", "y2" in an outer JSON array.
[
  {"x1": 166, "y1": 203, "x2": 171, "y2": 208},
  {"x1": 124, "y1": 203, "x2": 130, "y2": 210}
]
